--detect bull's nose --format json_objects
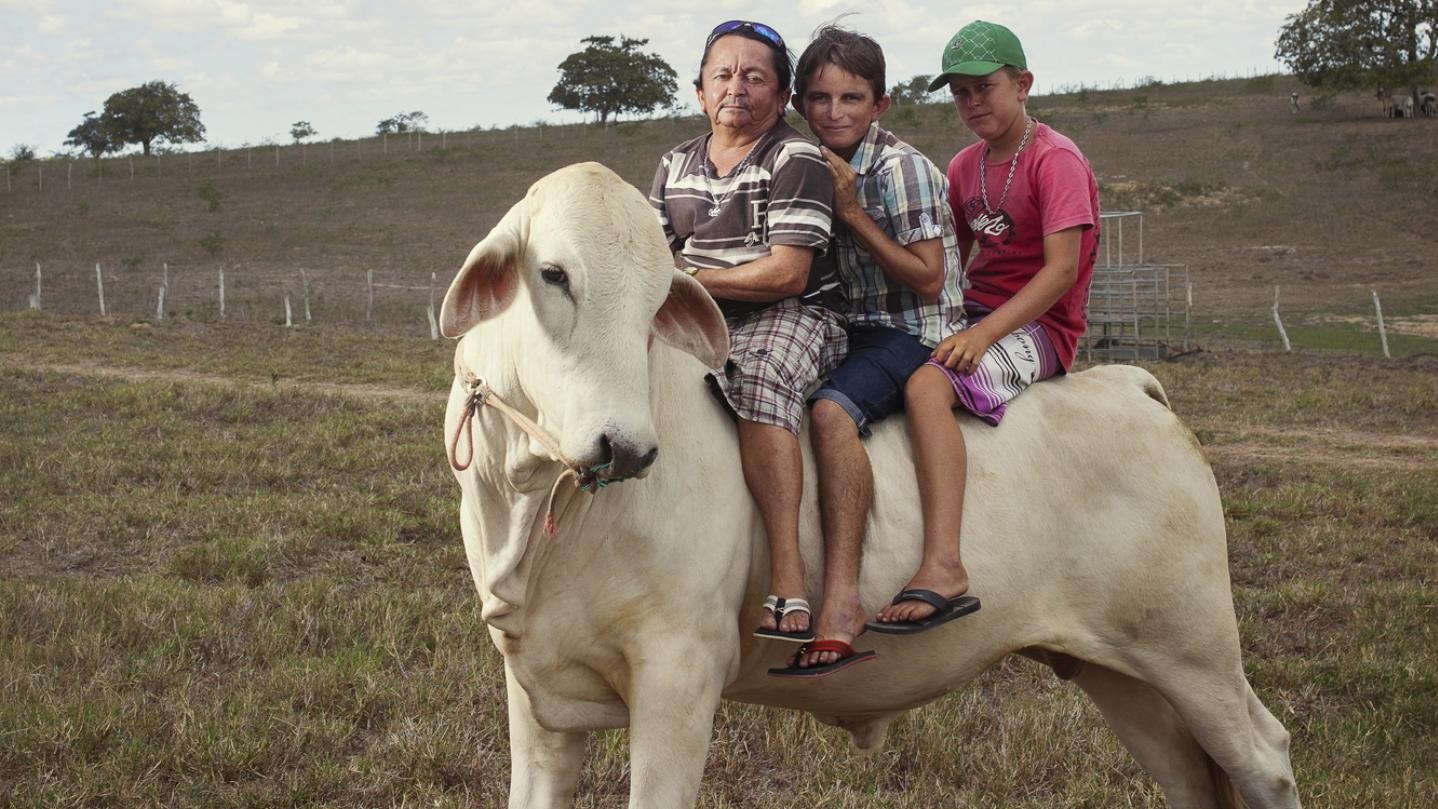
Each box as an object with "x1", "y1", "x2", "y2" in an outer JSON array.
[{"x1": 598, "y1": 434, "x2": 659, "y2": 479}]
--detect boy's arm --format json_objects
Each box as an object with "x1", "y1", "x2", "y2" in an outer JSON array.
[
  {"x1": 931, "y1": 226, "x2": 1081, "y2": 373},
  {"x1": 823, "y1": 147, "x2": 945, "y2": 300}
]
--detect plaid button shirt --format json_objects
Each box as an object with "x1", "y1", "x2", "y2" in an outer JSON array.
[{"x1": 831, "y1": 124, "x2": 965, "y2": 347}]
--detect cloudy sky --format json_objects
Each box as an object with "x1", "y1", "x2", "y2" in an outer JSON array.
[{"x1": 2, "y1": 0, "x2": 1308, "y2": 154}]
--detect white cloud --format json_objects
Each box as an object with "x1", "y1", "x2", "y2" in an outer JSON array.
[{"x1": 38, "y1": 14, "x2": 65, "y2": 33}]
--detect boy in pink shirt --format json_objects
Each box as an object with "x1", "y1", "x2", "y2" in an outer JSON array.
[{"x1": 869, "y1": 20, "x2": 1100, "y2": 632}]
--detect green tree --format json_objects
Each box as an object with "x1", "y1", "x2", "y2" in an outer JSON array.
[
  {"x1": 375, "y1": 111, "x2": 428, "y2": 135},
  {"x1": 100, "y1": 81, "x2": 205, "y2": 156},
  {"x1": 290, "y1": 121, "x2": 317, "y2": 143},
  {"x1": 1275, "y1": 0, "x2": 1437, "y2": 92},
  {"x1": 890, "y1": 74, "x2": 938, "y2": 105},
  {"x1": 64, "y1": 111, "x2": 116, "y2": 160},
  {"x1": 547, "y1": 35, "x2": 677, "y2": 124}
]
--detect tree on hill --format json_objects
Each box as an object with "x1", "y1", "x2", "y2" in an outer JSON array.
[
  {"x1": 64, "y1": 111, "x2": 116, "y2": 160},
  {"x1": 376, "y1": 111, "x2": 428, "y2": 135},
  {"x1": 100, "y1": 81, "x2": 206, "y2": 156},
  {"x1": 890, "y1": 74, "x2": 938, "y2": 105},
  {"x1": 1275, "y1": 0, "x2": 1437, "y2": 95},
  {"x1": 290, "y1": 121, "x2": 317, "y2": 143},
  {"x1": 548, "y1": 35, "x2": 677, "y2": 124}
]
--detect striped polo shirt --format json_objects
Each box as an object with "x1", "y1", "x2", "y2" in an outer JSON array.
[
  {"x1": 649, "y1": 120, "x2": 839, "y2": 320},
  {"x1": 832, "y1": 123, "x2": 965, "y2": 347}
]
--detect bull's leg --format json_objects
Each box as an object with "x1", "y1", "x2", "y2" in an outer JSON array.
[
  {"x1": 505, "y1": 666, "x2": 587, "y2": 809},
  {"x1": 624, "y1": 654, "x2": 727, "y2": 809},
  {"x1": 1071, "y1": 663, "x2": 1227, "y2": 809},
  {"x1": 1137, "y1": 660, "x2": 1301, "y2": 809}
]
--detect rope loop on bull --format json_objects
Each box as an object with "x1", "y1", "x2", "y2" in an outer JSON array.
[{"x1": 448, "y1": 364, "x2": 610, "y2": 536}]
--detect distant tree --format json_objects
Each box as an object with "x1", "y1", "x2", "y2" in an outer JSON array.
[
  {"x1": 64, "y1": 111, "x2": 116, "y2": 160},
  {"x1": 547, "y1": 35, "x2": 678, "y2": 124},
  {"x1": 890, "y1": 74, "x2": 938, "y2": 105},
  {"x1": 1275, "y1": 0, "x2": 1437, "y2": 93},
  {"x1": 100, "y1": 81, "x2": 205, "y2": 156},
  {"x1": 290, "y1": 121, "x2": 317, "y2": 143},
  {"x1": 10, "y1": 144, "x2": 37, "y2": 161},
  {"x1": 375, "y1": 111, "x2": 429, "y2": 135}
]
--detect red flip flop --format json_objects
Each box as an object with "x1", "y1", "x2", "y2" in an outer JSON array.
[{"x1": 767, "y1": 639, "x2": 876, "y2": 679}]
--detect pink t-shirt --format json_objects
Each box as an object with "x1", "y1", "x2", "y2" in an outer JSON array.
[{"x1": 947, "y1": 122, "x2": 1099, "y2": 369}]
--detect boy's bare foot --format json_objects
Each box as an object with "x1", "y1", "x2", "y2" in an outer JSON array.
[
  {"x1": 798, "y1": 599, "x2": 867, "y2": 668},
  {"x1": 874, "y1": 562, "x2": 969, "y2": 625}
]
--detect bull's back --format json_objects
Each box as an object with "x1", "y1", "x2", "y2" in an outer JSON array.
[{"x1": 728, "y1": 364, "x2": 1227, "y2": 710}]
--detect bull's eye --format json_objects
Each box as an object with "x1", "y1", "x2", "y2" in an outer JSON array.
[{"x1": 540, "y1": 264, "x2": 569, "y2": 290}]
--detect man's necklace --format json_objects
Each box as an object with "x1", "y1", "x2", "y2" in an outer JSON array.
[
  {"x1": 706, "y1": 138, "x2": 762, "y2": 217},
  {"x1": 979, "y1": 116, "x2": 1034, "y2": 215}
]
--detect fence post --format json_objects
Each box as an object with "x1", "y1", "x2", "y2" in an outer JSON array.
[
  {"x1": 274, "y1": 145, "x2": 279, "y2": 168},
  {"x1": 130, "y1": 157, "x2": 135, "y2": 181},
  {"x1": 68, "y1": 161, "x2": 72, "y2": 188},
  {"x1": 156, "y1": 262, "x2": 169, "y2": 321},
  {"x1": 284, "y1": 294, "x2": 293, "y2": 327},
  {"x1": 1371, "y1": 288, "x2": 1390, "y2": 359},
  {"x1": 95, "y1": 263, "x2": 107, "y2": 317},
  {"x1": 30, "y1": 263, "x2": 42, "y2": 310},
  {"x1": 219, "y1": 267, "x2": 226, "y2": 319},
  {"x1": 1271, "y1": 285, "x2": 1291, "y2": 352},
  {"x1": 37, "y1": 164, "x2": 42, "y2": 191},
  {"x1": 366, "y1": 269, "x2": 374, "y2": 323},
  {"x1": 429, "y1": 271, "x2": 439, "y2": 339},
  {"x1": 300, "y1": 268, "x2": 312, "y2": 323}
]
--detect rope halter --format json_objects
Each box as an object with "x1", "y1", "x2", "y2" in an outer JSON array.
[{"x1": 448, "y1": 365, "x2": 612, "y2": 536}]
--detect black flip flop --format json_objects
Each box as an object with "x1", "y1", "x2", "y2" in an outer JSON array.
[{"x1": 865, "y1": 588, "x2": 981, "y2": 635}]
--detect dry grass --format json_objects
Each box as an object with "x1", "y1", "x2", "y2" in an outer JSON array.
[{"x1": 1, "y1": 318, "x2": 1435, "y2": 807}]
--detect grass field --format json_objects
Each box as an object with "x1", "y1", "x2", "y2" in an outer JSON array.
[
  {"x1": 2, "y1": 313, "x2": 1435, "y2": 807},
  {"x1": 2, "y1": 76, "x2": 1437, "y2": 806}
]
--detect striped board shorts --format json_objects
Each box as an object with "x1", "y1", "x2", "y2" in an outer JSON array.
[
  {"x1": 928, "y1": 306, "x2": 1061, "y2": 426},
  {"x1": 708, "y1": 297, "x2": 848, "y2": 435}
]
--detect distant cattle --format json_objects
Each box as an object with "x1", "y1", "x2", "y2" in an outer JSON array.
[
  {"x1": 1421, "y1": 91, "x2": 1437, "y2": 118},
  {"x1": 1289, "y1": 92, "x2": 1300, "y2": 114}
]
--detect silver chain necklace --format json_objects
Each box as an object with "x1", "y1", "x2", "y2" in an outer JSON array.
[
  {"x1": 979, "y1": 116, "x2": 1034, "y2": 215},
  {"x1": 705, "y1": 138, "x2": 762, "y2": 217}
]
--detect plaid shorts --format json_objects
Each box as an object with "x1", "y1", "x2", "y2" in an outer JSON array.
[
  {"x1": 709, "y1": 298, "x2": 848, "y2": 435},
  {"x1": 928, "y1": 306, "x2": 1061, "y2": 426}
]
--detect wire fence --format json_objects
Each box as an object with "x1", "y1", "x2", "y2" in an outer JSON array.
[{"x1": 2, "y1": 260, "x2": 447, "y2": 337}]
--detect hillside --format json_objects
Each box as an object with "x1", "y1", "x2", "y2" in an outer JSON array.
[{"x1": 2, "y1": 75, "x2": 1436, "y2": 347}]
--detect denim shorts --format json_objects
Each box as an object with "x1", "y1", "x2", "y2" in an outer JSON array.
[{"x1": 808, "y1": 325, "x2": 933, "y2": 437}]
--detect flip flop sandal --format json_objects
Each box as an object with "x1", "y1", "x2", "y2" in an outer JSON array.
[
  {"x1": 865, "y1": 588, "x2": 981, "y2": 635},
  {"x1": 753, "y1": 595, "x2": 815, "y2": 643},
  {"x1": 767, "y1": 639, "x2": 877, "y2": 679}
]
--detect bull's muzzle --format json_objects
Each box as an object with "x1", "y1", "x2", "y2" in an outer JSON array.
[{"x1": 597, "y1": 433, "x2": 659, "y2": 481}]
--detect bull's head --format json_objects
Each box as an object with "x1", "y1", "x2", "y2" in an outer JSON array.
[{"x1": 440, "y1": 162, "x2": 728, "y2": 484}]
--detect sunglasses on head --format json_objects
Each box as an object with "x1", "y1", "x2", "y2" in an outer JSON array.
[{"x1": 705, "y1": 20, "x2": 785, "y2": 50}]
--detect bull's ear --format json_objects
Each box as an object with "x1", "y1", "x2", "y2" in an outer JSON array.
[
  {"x1": 440, "y1": 204, "x2": 526, "y2": 338},
  {"x1": 653, "y1": 270, "x2": 730, "y2": 369}
]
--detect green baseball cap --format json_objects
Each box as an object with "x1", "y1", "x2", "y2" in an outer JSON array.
[{"x1": 927, "y1": 20, "x2": 1027, "y2": 92}]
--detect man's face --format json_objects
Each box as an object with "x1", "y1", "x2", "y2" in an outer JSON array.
[
  {"x1": 697, "y1": 35, "x2": 789, "y2": 136},
  {"x1": 798, "y1": 64, "x2": 888, "y2": 159}
]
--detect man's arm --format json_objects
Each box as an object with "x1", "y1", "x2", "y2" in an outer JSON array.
[{"x1": 687, "y1": 245, "x2": 813, "y2": 302}]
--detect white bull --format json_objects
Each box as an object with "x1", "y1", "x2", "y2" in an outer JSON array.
[{"x1": 440, "y1": 162, "x2": 1300, "y2": 809}]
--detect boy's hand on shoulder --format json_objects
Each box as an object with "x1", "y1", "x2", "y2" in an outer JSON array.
[
  {"x1": 932, "y1": 328, "x2": 997, "y2": 375},
  {"x1": 819, "y1": 146, "x2": 863, "y2": 224}
]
